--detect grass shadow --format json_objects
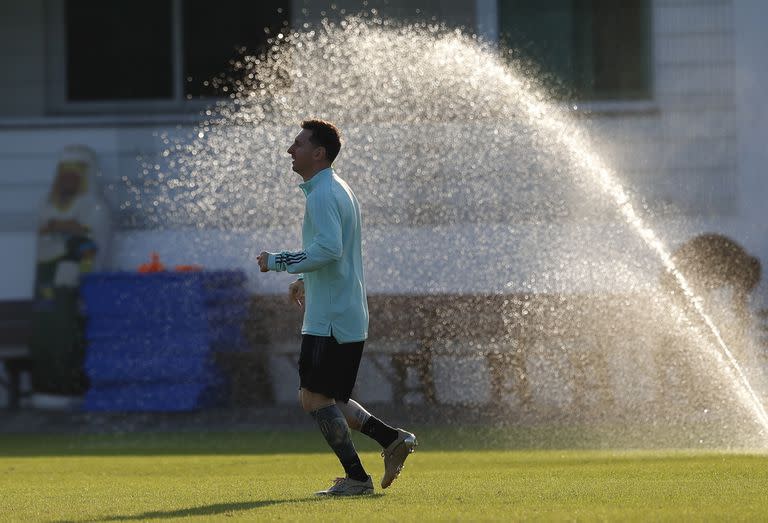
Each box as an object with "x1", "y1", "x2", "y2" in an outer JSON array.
[{"x1": 55, "y1": 494, "x2": 385, "y2": 522}]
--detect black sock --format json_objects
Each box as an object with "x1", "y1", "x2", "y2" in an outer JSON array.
[
  {"x1": 311, "y1": 405, "x2": 368, "y2": 482},
  {"x1": 361, "y1": 415, "x2": 399, "y2": 448}
]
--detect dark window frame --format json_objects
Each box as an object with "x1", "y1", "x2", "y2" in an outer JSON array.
[
  {"x1": 46, "y1": 0, "x2": 289, "y2": 115},
  {"x1": 498, "y1": 0, "x2": 653, "y2": 102}
]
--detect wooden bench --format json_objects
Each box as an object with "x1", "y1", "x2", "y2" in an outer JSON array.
[
  {"x1": 247, "y1": 300, "x2": 433, "y2": 405},
  {"x1": 247, "y1": 294, "x2": 439, "y2": 405},
  {"x1": 0, "y1": 300, "x2": 34, "y2": 409}
]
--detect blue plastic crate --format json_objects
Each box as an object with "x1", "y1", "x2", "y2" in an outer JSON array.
[
  {"x1": 85, "y1": 306, "x2": 248, "y2": 335},
  {"x1": 85, "y1": 316, "x2": 247, "y2": 347},
  {"x1": 79, "y1": 270, "x2": 249, "y2": 412},
  {"x1": 83, "y1": 381, "x2": 227, "y2": 412},
  {"x1": 81, "y1": 273, "x2": 204, "y2": 317},
  {"x1": 84, "y1": 326, "x2": 248, "y2": 357},
  {"x1": 85, "y1": 315, "x2": 208, "y2": 340},
  {"x1": 85, "y1": 353, "x2": 220, "y2": 385},
  {"x1": 80, "y1": 271, "x2": 248, "y2": 318},
  {"x1": 83, "y1": 298, "x2": 249, "y2": 340},
  {"x1": 86, "y1": 334, "x2": 212, "y2": 358}
]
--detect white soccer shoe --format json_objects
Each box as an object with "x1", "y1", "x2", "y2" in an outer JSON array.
[
  {"x1": 381, "y1": 428, "x2": 418, "y2": 489},
  {"x1": 315, "y1": 475, "x2": 374, "y2": 496}
]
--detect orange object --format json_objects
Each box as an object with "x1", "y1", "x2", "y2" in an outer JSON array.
[
  {"x1": 174, "y1": 264, "x2": 203, "y2": 272},
  {"x1": 138, "y1": 252, "x2": 166, "y2": 273}
]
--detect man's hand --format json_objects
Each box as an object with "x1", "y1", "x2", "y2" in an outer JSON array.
[
  {"x1": 289, "y1": 279, "x2": 305, "y2": 309},
  {"x1": 257, "y1": 251, "x2": 270, "y2": 272}
]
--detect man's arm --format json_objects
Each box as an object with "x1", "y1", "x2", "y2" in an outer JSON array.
[{"x1": 264, "y1": 194, "x2": 342, "y2": 274}]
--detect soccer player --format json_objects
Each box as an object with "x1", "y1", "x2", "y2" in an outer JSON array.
[{"x1": 257, "y1": 119, "x2": 417, "y2": 496}]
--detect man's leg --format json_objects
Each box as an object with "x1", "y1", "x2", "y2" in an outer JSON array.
[
  {"x1": 337, "y1": 398, "x2": 418, "y2": 489},
  {"x1": 300, "y1": 388, "x2": 369, "y2": 483},
  {"x1": 336, "y1": 398, "x2": 399, "y2": 448}
]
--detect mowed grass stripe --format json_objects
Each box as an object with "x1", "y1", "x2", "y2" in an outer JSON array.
[{"x1": 0, "y1": 432, "x2": 766, "y2": 521}]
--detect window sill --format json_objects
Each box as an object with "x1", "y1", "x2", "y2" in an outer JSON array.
[
  {"x1": 0, "y1": 113, "x2": 212, "y2": 130},
  {"x1": 566, "y1": 99, "x2": 660, "y2": 116}
]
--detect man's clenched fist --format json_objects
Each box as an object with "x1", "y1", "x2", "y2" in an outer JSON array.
[
  {"x1": 257, "y1": 251, "x2": 269, "y2": 272},
  {"x1": 289, "y1": 279, "x2": 305, "y2": 308}
]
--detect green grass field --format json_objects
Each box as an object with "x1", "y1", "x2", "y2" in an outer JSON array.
[{"x1": 1, "y1": 428, "x2": 767, "y2": 522}]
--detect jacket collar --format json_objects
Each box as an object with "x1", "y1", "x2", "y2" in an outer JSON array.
[{"x1": 299, "y1": 167, "x2": 333, "y2": 195}]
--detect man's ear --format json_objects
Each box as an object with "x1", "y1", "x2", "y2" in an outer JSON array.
[{"x1": 312, "y1": 146, "x2": 326, "y2": 162}]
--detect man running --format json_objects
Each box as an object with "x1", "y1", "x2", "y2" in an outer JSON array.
[{"x1": 257, "y1": 119, "x2": 417, "y2": 496}]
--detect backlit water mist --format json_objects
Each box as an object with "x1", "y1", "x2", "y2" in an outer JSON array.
[{"x1": 123, "y1": 18, "x2": 767, "y2": 446}]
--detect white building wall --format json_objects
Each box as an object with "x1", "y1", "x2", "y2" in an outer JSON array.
[
  {"x1": 0, "y1": 1, "x2": 46, "y2": 116},
  {"x1": 583, "y1": 0, "x2": 737, "y2": 216},
  {"x1": 0, "y1": 0, "x2": 762, "y2": 299},
  {"x1": 733, "y1": 0, "x2": 768, "y2": 280}
]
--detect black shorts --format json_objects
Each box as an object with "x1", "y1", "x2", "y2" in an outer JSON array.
[{"x1": 299, "y1": 334, "x2": 364, "y2": 402}]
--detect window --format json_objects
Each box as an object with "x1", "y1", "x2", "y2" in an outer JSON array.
[
  {"x1": 182, "y1": 0, "x2": 288, "y2": 99},
  {"x1": 499, "y1": 0, "x2": 651, "y2": 101},
  {"x1": 53, "y1": 0, "x2": 290, "y2": 111},
  {"x1": 66, "y1": 0, "x2": 174, "y2": 101}
]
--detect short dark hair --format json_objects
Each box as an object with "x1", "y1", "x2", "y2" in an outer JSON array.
[{"x1": 301, "y1": 119, "x2": 342, "y2": 163}]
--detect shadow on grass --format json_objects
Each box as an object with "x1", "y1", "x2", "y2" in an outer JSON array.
[{"x1": 55, "y1": 494, "x2": 385, "y2": 522}]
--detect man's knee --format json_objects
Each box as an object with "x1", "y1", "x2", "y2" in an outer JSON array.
[
  {"x1": 299, "y1": 389, "x2": 314, "y2": 413},
  {"x1": 300, "y1": 388, "x2": 334, "y2": 413},
  {"x1": 298, "y1": 389, "x2": 307, "y2": 412}
]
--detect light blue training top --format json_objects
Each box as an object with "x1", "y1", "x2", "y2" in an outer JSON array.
[{"x1": 267, "y1": 167, "x2": 369, "y2": 343}]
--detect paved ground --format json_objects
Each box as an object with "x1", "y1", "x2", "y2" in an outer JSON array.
[
  {"x1": 0, "y1": 403, "x2": 504, "y2": 434},
  {"x1": 0, "y1": 406, "x2": 304, "y2": 434}
]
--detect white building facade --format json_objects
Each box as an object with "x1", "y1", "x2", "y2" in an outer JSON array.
[{"x1": 0, "y1": 0, "x2": 766, "y2": 299}]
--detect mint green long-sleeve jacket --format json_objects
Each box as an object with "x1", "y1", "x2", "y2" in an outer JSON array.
[{"x1": 267, "y1": 167, "x2": 369, "y2": 343}]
